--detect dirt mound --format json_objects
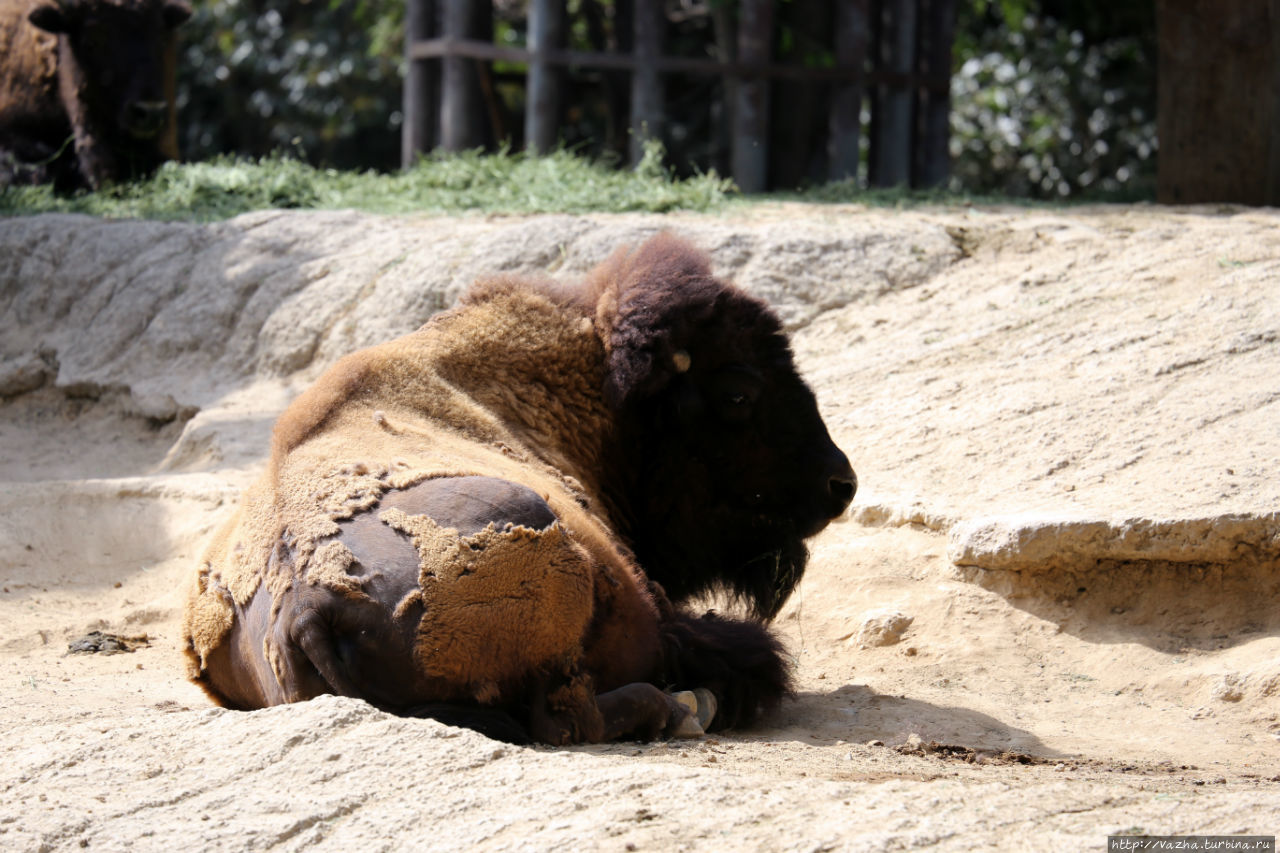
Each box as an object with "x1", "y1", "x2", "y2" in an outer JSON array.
[{"x1": 1, "y1": 205, "x2": 1277, "y2": 848}]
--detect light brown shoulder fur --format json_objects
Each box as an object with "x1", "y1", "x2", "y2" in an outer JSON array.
[{"x1": 270, "y1": 351, "x2": 375, "y2": 468}]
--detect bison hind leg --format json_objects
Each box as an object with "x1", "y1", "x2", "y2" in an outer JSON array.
[
  {"x1": 595, "y1": 683, "x2": 705, "y2": 741},
  {"x1": 531, "y1": 679, "x2": 700, "y2": 744},
  {"x1": 274, "y1": 476, "x2": 566, "y2": 713},
  {"x1": 401, "y1": 703, "x2": 533, "y2": 744}
]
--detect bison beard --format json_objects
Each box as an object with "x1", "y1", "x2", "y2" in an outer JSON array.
[{"x1": 182, "y1": 233, "x2": 856, "y2": 744}]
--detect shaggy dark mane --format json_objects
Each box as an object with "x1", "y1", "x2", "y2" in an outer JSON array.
[
  {"x1": 657, "y1": 608, "x2": 793, "y2": 729},
  {"x1": 584, "y1": 233, "x2": 786, "y2": 408},
  {"x1": 579, "y1": 233, "x2": 837, "y2": 619}
]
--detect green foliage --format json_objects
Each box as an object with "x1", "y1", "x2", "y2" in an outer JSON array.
[
  {"x1": 969, "y1": 0, "x2": 1031, "y2": 32},
  {"x1": 176, "y1": 0, "x2": 405, "y2": 171},
  {"x1": 0, "y1": 142, "x2": 735, "y2": 221},
  {"x1": 28, "y1": 0, "x2": 1161, "y2": 203},
  {"x1": 949, "y1": 5, "x2": 1157, "y2": 200}
]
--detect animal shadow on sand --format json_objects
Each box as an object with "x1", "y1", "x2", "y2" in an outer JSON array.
[{"x1": 778, "y1": 684, "x2": 1065, "y2": 762}]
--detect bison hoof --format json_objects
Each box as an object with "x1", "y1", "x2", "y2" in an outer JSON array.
[
  {"x1": 670, "y1": 713, "x2": 705, "y2": 739},
  {"x1": 671, "y1": 687, "x2": 717, "y2": 733}
]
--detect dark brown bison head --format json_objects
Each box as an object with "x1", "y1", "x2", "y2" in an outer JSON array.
[
  {"x1": 594, "y1": 235, "x2": 856, "y2": 619},
  {"x1": 28, "y1": 0, "x2": 190, "y2": 182}
]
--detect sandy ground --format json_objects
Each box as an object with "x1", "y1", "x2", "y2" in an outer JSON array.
[{"x1": 1, "y1": 205, "x2": 1278, "y2": 851}]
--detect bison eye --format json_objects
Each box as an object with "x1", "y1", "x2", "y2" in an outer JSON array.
[
  {"x1": 714, "y1": 390, "x2": 752, "y2": 423},
  {"x1": 708, "y1": 366, "x2": 763, "y2": 425}
]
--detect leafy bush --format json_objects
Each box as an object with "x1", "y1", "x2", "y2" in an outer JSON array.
[
  {"x1": 949, "y1": 7, "x2": 1157, "y2": 200},
  {"x1": 176, "y1": 0, "x2": 404, "y2": 171}
]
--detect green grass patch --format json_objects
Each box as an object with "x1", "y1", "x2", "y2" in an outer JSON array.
[
  {"x1": 0, "y1": 141, "x2": 735, "y2": 222},
  {"x1": 3, "y1": 141, "x2": 1094, "y2": 223}
]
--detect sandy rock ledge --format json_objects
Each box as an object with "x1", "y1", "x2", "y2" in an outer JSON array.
[{"x1": 2, "y1": 205, "x2": 1278, "y2": 849}]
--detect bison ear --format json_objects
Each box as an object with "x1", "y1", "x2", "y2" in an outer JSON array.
[
  {"x1": 162, "y1": 0, "x2": 192, "y2": 28},
  {"x1": 594, "y1": 234, "x2": 718, "y2": 408},
  {"x1": 28, "y1": 2, "x2": 68, "y2": 33}
]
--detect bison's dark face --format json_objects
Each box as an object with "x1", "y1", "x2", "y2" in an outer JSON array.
[
  {"x1": 28, "y1": 0, "x2": 190, "y2": 156},
  {"x1": 601, "y1": 236, "x2": 856, "y2": 619}
]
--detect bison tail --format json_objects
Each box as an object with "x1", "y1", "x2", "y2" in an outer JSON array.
[
  {"x1": 657, "y1": 611, "x2": 793, "y2": 731},
  {"x1": 399, "y1": 703, "x2": 532, "y2": 745}
]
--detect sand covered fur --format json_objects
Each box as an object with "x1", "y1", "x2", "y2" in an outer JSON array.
[{"x1": 183, "y1": 274, "x2": 655, "y2": 710}]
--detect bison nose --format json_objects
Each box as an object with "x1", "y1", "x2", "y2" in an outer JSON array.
[
  {"x1": 124, "y1": 101, "x2": 168, "y2": 138},
  {"x1": 826, "y1": 453, "x2": 856, "y2": 517}
]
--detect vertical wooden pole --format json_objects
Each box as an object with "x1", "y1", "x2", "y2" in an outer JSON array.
[
  {"x1": 440, "y1": 0, "x2": 478, "y2": 151},
  {"x1": 402, "y1": 0, "x2": 435, "y2": 167},
  {"x1": 914, "y1": 0, "x2": 955, "y2": 188},
  {"x1": 829, "y1": 0, "x2": 870, "y2": 182},
  {"x1": 1157, "y1": 0, "x2": 1274, "y2": 204},
  {"x1": 870, "y1": 0, "x2": 916, "y2": 188},
  {"x1": 711, "y1": 3, "x2": 736, "y2": 179},
  {"x1": 733, "y1": 0, "x2": 774, "y2": 193},
  {"x1": 526, "y1": 0, "x2": 565, "y2": 154},
  {"x1": 630, "y1": 1, "x2": 664, "y2": 165}
]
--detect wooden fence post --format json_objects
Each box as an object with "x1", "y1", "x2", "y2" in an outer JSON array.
[
  {"x1": 402, "y1": 0, "x2": 436, "y2": 167},
  {"x1": 711, "y1": 3, "x2": 736, "y2": 178},
  {"x1": 733, "y1": 0, "x2": 774, "y2": 193},
  {"x1": 1157, "y1": 0, "x2": 1280, "y2": 204},
  {"x1": 630, "y1": 1, "x2": 664, "y2": 165},
  {"x1": 440, "y1": 0, "x2": 482, "y2": 151},
  {"x1": 399, "y1": 0, "x2": 958, "y2": 193},
  {"x1": 830, "y1": 0, "x2": 870, "y2": 182},
  {"x1": 914, "y1": 0, "x2": 955, "y2": 188},
  {"x1": 526, "y1": 0, "x2": 565, "y2": 154},
  {"x1": 870, "y1": 0, "x2": 916, "y2": 188}
]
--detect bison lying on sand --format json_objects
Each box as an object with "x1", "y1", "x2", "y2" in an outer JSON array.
[
  {"x1": 0, "y1": 0, "x2": 190, "y2": 190},
  {"x1": 182, "y1": 234, "x2": 856, "y2": 744}
]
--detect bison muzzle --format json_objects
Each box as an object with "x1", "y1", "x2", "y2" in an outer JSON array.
[{"x1": 182, "y1": 234, "x2": 856, "y2": 744}]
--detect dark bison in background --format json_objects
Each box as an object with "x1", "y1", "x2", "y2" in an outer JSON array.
[
  {"x1": 182, "y1": 234, "x2": 857, "y2": 745},
  {"x1": 0, "y1": 0, "x2": 190, "y2": 191}
]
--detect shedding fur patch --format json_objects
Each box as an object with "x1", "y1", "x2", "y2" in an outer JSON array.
[
  {"x1": 378, "y1": 507, "x2": 468, "y2": 583},
  {"x1": 183, "y1": 563, "x2": 235, "y2": 672},
  {"x1": 377, "y1": 509, "x2": 597, "y2": 691},
  {"x1": 305, "y1": 540, "x2": 366, "y2": 598}
]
